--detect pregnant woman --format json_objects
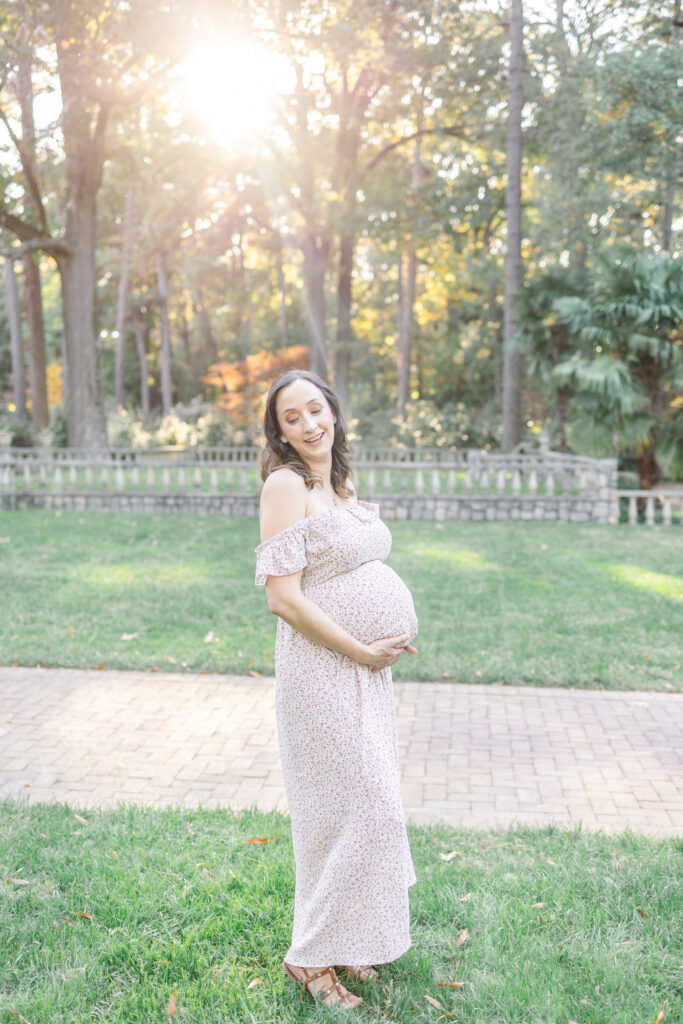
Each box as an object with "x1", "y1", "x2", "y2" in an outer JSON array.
[{"x1": 255, "y1": 369, "x2": 418, "y2": 1010}]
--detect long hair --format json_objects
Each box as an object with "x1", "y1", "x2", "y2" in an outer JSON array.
[{"x1": 260, "y1": 370, "x2": 353, "y2": 498}]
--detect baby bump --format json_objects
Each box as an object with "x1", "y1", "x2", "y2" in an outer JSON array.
[{"x1": 305, "y1": 560, "x2": 418, "y2": 646}]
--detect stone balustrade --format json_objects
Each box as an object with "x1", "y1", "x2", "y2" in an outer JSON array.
[{"x1": 0, "y1": 446, "x2": 646, "y2": 523}]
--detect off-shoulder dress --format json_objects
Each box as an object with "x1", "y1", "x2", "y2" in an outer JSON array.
[{"x1": 255, "y1": 499, "x2": 418, "y2": 968}]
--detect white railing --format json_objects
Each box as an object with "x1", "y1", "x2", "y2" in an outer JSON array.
[
  {"x1": 615, "y1": 490, "x2": 683, "y2": 526},
  {"x1": 0, "y1": 447, "x2": 617, "y2": 503}
]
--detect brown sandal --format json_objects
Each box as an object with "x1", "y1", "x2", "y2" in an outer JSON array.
[
  {"x1": 338, "y1": 964, "x2": 379, "y2": 983},
  {"x1": 283, "y1": 960, "x2": 362, "y2": 1008}
]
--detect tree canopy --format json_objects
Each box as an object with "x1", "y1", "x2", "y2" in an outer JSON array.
[{"x1": 0, "y1": 0, "x2": 680, "y2": 481}]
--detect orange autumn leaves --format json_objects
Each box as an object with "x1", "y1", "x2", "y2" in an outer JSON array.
[{"x1": 202, "y1": 344, "x2": 308, "y2": 427}]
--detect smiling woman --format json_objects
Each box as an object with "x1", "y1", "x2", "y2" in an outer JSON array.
[{"x1": 180, "y1": 40, "x2": 292, "y2": 144}]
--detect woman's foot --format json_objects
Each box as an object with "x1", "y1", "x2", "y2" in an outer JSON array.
[
  {"x1": 283, "y1": 961, "x2": 362, "y2": 1008},
  {"x1": 338, "y1": 965, "x2": 379, "y2": 983}
]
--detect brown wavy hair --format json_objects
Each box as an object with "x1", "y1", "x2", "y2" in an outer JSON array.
[{"x1": 260, "y1": 370, "x2": 353, "y2": 498}]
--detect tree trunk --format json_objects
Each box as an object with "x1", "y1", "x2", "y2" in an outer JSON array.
[
  {"x1": 236, "y1": 233, "x2": 250, "y2": 360},
  {"x1": 133, "y1": 307, "x2": 150, "y2": 421},
  {"x1": 636, "y1": 351, "x2": 662, "y2": 489},
  {"x1": 57, "y1": 192, "x2": 107, "y2": 448},
  {"x1": 155, "y1": 253, "x2": 173, "y2": 415},
  {"x1": 397, "y1": 245, "x2": 417, "y2": 417},
  {"x1": 335, "y1": 232, "x2": 353, "y2": 408},
  {"x1": 16, "y1": 25, "x2": 48, "y2": 433},
  {"x1": 54, "y1": 2, "x2": 107, "y2": 449},
  {"x1": 178, "y1": 306, "x2": 193, "y2": 374},
  {"x1": 301, "y1": 233, "x2": 329, "y2": 378},
  {"x1": 4, "y1": 256, "x2": 26, "y2": 420},
  {"x1": 397, "y1": 117, "x2": 424, "y2": 418},
  {"x1": 22, "y1": 253, "x2": 49, "y2": 432},
  {"x1": 662, "y1": 2, "x2": 680, "y2": 251},
  {"x1": 276, "y1": 239, "x2": 288, "y2": 347},
  {"x1": 334, "y1": 88, "x2": 364, "y2": 409},
  {"x1": 192, "y1": 284, "x2": 218, "y2": 364},
  {"x1": 502, "y1": 0, "x2": 525, "y2": 450},
  {"x1": 114, "y1": 191, "x2": 133, "y2": 408}
]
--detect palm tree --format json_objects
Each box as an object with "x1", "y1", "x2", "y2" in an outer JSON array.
[{"x1": 552, "y1": 254, "x2": 683, "y2": 488}]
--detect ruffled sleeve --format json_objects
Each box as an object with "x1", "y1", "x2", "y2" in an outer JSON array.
[{"x1": 255, "y1": 523, "x2": 308, "y2": 586}]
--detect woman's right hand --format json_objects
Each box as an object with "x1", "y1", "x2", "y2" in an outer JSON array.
[{"x1": 361, "y1": 634, "x2": 417, "y2": 671}]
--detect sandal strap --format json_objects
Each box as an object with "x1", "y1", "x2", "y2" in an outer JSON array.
[{"x1": 297, "y1": 966, "x2": 356, "y2": 1006}]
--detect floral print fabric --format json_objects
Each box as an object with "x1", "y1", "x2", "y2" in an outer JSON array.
[{"x1": 255, "y1": 500, "x2": 417, "y2": 966}]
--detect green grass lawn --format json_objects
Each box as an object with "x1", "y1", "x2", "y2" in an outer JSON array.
[
  {"x1": 0, "y1": 510, "x2": 681, "y2": 690},
  {"x1": 1, "y1": 801, "x2": 680, "y2": 1024}
]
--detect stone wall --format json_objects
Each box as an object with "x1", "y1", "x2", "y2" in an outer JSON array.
[
  {"x1": 1, "y1": 489, "x2": 616, "y2": 523},
  {"x1": 1, "y1": 491, "x2": 261, "y2": 516}
]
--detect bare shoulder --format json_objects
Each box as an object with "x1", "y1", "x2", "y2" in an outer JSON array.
[{"x1": 260, "y1": 468, "x2": 308, "y2": 541}]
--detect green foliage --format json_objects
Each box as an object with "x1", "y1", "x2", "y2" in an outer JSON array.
[
  {"x1": 49, "y1": 404, "x2": 69, "y2": 448},
  {"x1": 552, "y1": 254, "x2": 683, "y2": 479},
  {"x1": 0, "y1": 409, "x2": 33, "y2": 447}
]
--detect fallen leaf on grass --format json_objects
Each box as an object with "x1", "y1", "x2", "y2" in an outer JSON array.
[
  {"x1": 76, "y1": 912, "x2": 92, "y2": 920},
  {"x1": 145, "y1": 666, "x2": 159, "y2": 672},
  {"x1": 4, "y1": 877, "x2": 30, "y2": 886},
  {"x1": 204, "y1": 631, "x2": 216, "y2": 643},
  {"x1": 8, "y1": 1010, "x2": 32, "y2": 1023},
  {"x1": 96, "y1": 662, "x2": 106, "y2": 670},
  {"x1": 439, "y1": 851, "x2": 459, "y2": 862},
  {"x1": 112, "y1": 851, "x2": 118, "y2": 860},
  {"x1": 248, "y1": 670, "x2": 262, "y2": 677},
  {"x1": 167, "y1": 993, "x2": 177, "y2": 1016},
  {"x1": 436, "y1": 982, "x2": 465, "y2": 989},
  {"x1": 74, "y1": 814, "x2": 88, "y2": 825},
  {"x1": 202, "y1": 868, "x2": 217, "y2": 881},
  {"x1": 244, "y1": 837, "x2": 278, "y2": 844},
  {"x1": 459, "y1": 892, "x2": 472, "y2": 902},
  {"x1": 547, "y1": 859, "x2": 558, "y2": 867},
  {"x1": 455, "y1": 929, "x2": 469, "y2": 947},
  {"x1": 59, "y1": 916, "x2": 75, "y2": 925},
  {"x1": 121, "y1": 632, "x2": 138, "y2": 641},
  {"x1": 425, "y1": 995, "x2": 443, "y2": 1009},
  {"x1": 532, "y1": 902, "x2": 545, "y2": 908},
  {"x1": 166, "y1": 655, "x2": 177, "y2": 664},
  {"x1": 186, "y1": 821, "x2": 194, "y2": 834},
  {"x1": 247, "y1": 978, "x2": 261, "y2": 989},
  {"x1": 635, "y1": 907, "x2": 648, "y2": 918},
  {"x1": 654, "y1": 1011, "x2": 665, "y2": 1024}
]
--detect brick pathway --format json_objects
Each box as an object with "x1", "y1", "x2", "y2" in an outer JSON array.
[{"x1": 0, "y1": 666, "x2": 680, "y2": 836}]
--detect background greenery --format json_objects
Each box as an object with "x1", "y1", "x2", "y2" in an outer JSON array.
[
  {"x1": 0, "y1": 2, "x2": 681, "y2": 478},
  {"x1": 1, "y1": 510, "x2": 680, "y2": 691}
]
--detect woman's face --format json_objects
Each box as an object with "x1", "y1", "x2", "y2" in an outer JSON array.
[{"x1": 276, "y1": 378, "x2": 337, "y2": 466}]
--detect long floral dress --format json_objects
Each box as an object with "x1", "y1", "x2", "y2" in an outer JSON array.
[{"x1": 255, "y1": 499, "x2": 418, "y2": 968}]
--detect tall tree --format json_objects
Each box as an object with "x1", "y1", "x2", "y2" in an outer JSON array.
[
  {"x1": 0, "y1": 0, "x2": 181, "y2": 446},
  {"x1": 502, "y1": 0, "x2": 524, "y2": 450},
  {"x1": 4, "y1": 253, "x2": 25, "y2": 419}
]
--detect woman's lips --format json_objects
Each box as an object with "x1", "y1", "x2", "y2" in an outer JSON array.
[{"x1": 304, "y1": 432, "x2": 325, "y2": 445}]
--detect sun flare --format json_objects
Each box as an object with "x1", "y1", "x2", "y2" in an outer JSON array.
[{"x1": 181, "y1": 40, "x2": 290, "y2": 145}]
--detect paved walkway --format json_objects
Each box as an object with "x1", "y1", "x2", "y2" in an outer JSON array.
[{"x1": 0, "y1": 667, "x2": 681, "y2": 836}]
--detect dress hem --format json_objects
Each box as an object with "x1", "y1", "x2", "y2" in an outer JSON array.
[{"x1": 285, "y1": 938, "x2": 412, "y2": 970}]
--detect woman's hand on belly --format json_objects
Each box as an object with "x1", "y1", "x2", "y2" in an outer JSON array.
[{"x1": 359, "y1": 634, "x2": 418, "y2": 672}]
